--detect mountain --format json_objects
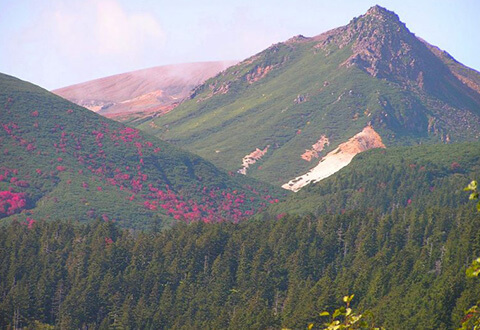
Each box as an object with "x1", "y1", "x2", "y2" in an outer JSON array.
[
  {"x1": 0, "y1": 73, "x2": 285, "y2": 229},
  {"x1": 52, "y1": 61, "x2": 236, "y2": 122},
  {"x1": 138, "y1": 6, "x2": 480, "y2": 189}
]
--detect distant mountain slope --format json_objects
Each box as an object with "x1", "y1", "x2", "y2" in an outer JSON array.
[
  {"x1": 52, "y1": 61, "x2": 236, "y2": 121},
  {"x1": 0, "y1": 73, "x2": 284, "y2": 229},
  {"x1": 138, "y1": 6, "x2": 480, "y2": 188}
]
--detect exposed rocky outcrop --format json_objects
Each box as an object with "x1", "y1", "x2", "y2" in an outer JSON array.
[
  {"x1": 294, "y1": 94, "x2": 309, "y2": 105},
  {"x1": 301, "y1": 135, "x2": 330, "y2": 161},
  {"x1": 285, "y1": 34, "x2": 310, "y2": 44},
  {"x1": 246, "y1": 65, "x2": 273, "y2": 84},
  {"x1": 237, "y1": 146, "x2": 269, "y2": 175},
  {"x1": 195, "y1": 81, "x2": 232, "y2": 103}
]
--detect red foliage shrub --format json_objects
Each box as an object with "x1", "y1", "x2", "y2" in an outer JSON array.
[
  {"x1": 0, "y1": 191, "x2": 27, "y2": 216},
  {"x1": 14, "y1": 180, "x2": 29, "y2": 187},
  {"x1": 23, "y1": 217, "x2": 36, "y2": 229},
  {"x1": 451, "y1": 161, "x2": 461, "y2": 171}
]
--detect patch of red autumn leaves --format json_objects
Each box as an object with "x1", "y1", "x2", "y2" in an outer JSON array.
[
  {"x1": 0, "y1": 190, "x2": 27, "y2": 216},
  {"x1": 21, "y1": 217, "x2": 36, "y2": 229}
]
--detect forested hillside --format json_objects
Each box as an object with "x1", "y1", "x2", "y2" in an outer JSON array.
[{"x1": 1, "y1": 204, "x2": 479, "y2": 329}]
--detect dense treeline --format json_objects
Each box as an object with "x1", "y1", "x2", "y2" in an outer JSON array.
[{"x1": 2, "y1": 204, "x2": 480, "y2": 329}]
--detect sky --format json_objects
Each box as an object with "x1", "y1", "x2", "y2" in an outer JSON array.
[{"x1": 0, "y1": 0, "x2": 479, "y2": 90}]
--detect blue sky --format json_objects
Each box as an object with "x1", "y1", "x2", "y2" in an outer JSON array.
[{"x1": 1, "y1": 0, "x2": 479, "y2": 90}]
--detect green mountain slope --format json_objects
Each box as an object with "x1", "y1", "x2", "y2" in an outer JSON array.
[
  {"x1": 0, "y1": 73, "x2": 285, "y2": 229},
  {"x1": 138, "y1": 6, "x2": 480, "y2": 187}
]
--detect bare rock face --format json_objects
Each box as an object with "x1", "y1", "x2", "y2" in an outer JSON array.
[
  {"x1": 343, "y1": 6, "x2": 426, "y2": 83},
  {"x1": 237, "y1": 146, "x2": 269, "y2": 175},
  {"x1": 313, "y1": 5, "x2": 450, "y2": 92},
  {"x1": 301, "y1": 135, "x2": 330, "y2": 162},
  {"x1": 246, "y1": 65, "x2": 273, "y2": 84}
]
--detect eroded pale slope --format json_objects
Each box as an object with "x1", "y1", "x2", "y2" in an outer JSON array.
[{"x1": 282, "y1": 126, "x2": 385, "y2": 191}]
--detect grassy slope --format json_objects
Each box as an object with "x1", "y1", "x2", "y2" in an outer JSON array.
[
  {"x1": 138, "y1": 42, "x2": 411, "y2": 184},
  {"x1": 0, "y1": 73, "x2": 286, "y2": 229},
  {"x1": 138, "y1": 45, "x2": 480, "y2": 186}
]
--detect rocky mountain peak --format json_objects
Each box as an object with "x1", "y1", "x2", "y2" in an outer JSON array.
[
  {"x1": 315, "y1": 6, "x2": 412, "y2": 58},
  {"x1": 337, "y1": 5, "x2": 445, "y2": 88},
  {"x1": 364, "y1": 5, "x2": 400, "y2": 21},
  {"x1": 349, "y1": 5, "x2": 408, "y2": 36}
]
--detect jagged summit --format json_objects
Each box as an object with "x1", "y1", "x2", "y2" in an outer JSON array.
[
  {"x1": 310, "y1": 5, "x2": 447, "y2": 90},
  {"x1": 364, "y1": 5, "x2": 401, "y2": 20},
  {"x1": 354, "y1": 5, "x2": 408, "y2": 33}
]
